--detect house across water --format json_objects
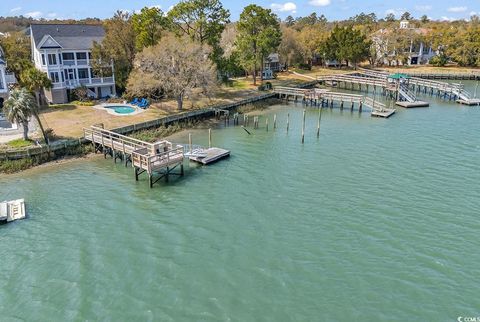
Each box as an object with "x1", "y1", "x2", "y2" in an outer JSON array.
[
  {"x1": 30, "y1": 24, "x2": 116, "y2": 104},
  {"x1": 372, "y1": 20, "x2": 436, "y2": 66}
]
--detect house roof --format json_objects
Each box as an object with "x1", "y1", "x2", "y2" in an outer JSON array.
[{"x1": 30, "y1": 24, "x2": 105, "y2": 50}]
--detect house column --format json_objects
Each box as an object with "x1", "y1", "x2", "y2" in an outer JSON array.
[
  {"x1": 111, "y1": 59, "x2": 116, "y2": 96},
  {"x1": 1, "y1": 68, "x2": 7, "y2": 91}
]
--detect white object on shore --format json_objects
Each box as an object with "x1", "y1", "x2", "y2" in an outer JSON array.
[{"x1": 0, "y1": 199, "x2": 26, "y2": 222}]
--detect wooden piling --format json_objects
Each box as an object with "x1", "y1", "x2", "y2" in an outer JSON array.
[
  {"x1": 301, "y1": 109, "x2": 306, "y2": 144},
  {"x1": 208, "y1": 128, "x2": 212, "y2": 148},
  {"x1": 188, "y1": 133, "x2": 192, "y2": 153},
  {"x1": 266, "y1": 118, "x2": 269, "y2": 132},
  {"x1": 317, "y1": 107, "x2": 322, "y2": 138},
  {"x1": 287, "y1": 113, "x2": 290, "y2": 132},
  {"x1": 273, "y1": 114, "x2": 277, "y2": 129}
]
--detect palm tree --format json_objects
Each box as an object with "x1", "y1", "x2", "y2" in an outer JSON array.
[
  {"x1": 20, "y1": 67, "x2": 52, "y2": 144},
  {"x1": 3, "y1": 88, "x2": 35, "y2": 141}
]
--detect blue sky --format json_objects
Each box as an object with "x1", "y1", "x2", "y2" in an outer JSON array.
[{"x1": 1, "y1": 0, "x2": 478, "y2": 21}]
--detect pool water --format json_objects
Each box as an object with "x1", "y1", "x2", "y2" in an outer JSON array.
[{"x1": 106, "y1": 106, "x2": 136, "y2": 114}]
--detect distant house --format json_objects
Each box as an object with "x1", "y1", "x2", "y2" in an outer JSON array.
[
  {"x1": 372, "y1": 20, "x2": 436, "y2": 66},
  {"x1": 263, "y1": 53, "x2": 281, "y2": 73},
  {"x1": 30, "y1": 24, "x2": 116, "y2": 104},
  {"x1": 0, "y1": 46, "x2": 17, "y2": 108}
]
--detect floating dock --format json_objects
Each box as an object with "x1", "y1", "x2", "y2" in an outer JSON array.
[
  {"x1": 371, "y1": 109, "x2": 395, "y2": 118},
  {"x1": 395, "y1": 101, "x2": 430, "y2": 108},
  {"x1": 189, "y1": 148, "x2": 230, "y2": 165},
  {"x1": 457, "y1": 98, "x2": 480, "y2": 106}
]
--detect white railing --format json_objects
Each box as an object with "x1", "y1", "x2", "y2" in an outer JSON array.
[
  {"x1": 52, "y1": 82, "x2": 66, "y2": 89},
  {"x1": 62, "y1": 59, "x2": 89, "y2": 66},
  {"x1": 53, "y1": 78, "x2": 115, "y2": 88}
]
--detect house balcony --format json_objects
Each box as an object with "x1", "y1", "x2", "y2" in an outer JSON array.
[
  {"x1": 63, "y1": 59, "x2": 89, "y2": 66},
  {"x1": 51, "y1": 77, "x2": 115, "y2": 89}
]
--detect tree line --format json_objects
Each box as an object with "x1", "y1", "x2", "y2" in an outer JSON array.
[{"x1": 1, "y1": 3, "x2": 480, "y2": 113}]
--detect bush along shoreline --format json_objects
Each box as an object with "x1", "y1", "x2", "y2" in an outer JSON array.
[{"x1": 0, "y1": 144, "x2": 94, "y2": 174}]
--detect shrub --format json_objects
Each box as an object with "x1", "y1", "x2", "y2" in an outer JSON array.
[
  {"x1": 0, "y1": 158, "x2": 35, "y2": 173},
  {"x1": 71, "y1": 100, "x2": 95, "y2": 106},
  {"x1": 71, "y1": 86, "x2": 90, "y2": 102},
  {"x1": 44, "y1": 128, "x2": 58, "y2": 141},
  {"x1": 429, "y1": 55, "x2": 448, "y2": 67},
  {"x1": 296, "y1": 63, "x2": 312, "y2": 70}
]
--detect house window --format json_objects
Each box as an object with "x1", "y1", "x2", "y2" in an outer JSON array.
[
  {"x1": 76, "y1": 52, "x2": 87, "y2": 60},
  {"x1": 41, "y1": 54, "x2": 46, "y2": 65},
  {"x1": 88, "y1": 52, "x2": 92, "y2": 59},
  {"x1": 47, "y1": 53, "x2": 57, "y2": 65},
  {"x1": 50, "y1": 72, "x2": 60, "y2": 83},
  {"x1": 62, "y1": 53, "x2": 74, "y2": 60},
  {"x1": 78, "y1": 68, "x2": 89, "y2": 79}
]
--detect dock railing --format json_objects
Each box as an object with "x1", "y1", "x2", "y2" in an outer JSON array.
[{"x1": 133, "y1": 146, "x2": 184, "y2": 173}]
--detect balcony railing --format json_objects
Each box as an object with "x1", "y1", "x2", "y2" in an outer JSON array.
[
  {"x1": 61, "y1": 59, "x2": 91, "y2": 66},
  {"x1": 63, "y1": 60, "x2": 76, "y2": 66},
  {"x1": 51, "y1": 77, "x2": 115, "y2": 89}
]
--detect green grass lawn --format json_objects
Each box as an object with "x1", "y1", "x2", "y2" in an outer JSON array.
[
  {"x1": 0, "y1": 139, "x2": 35, "y2": 151},
  {"x1": 7, "y1": 138, "x2": 34, "y2": 148},
  {"x1": 229, "y1": 79, "x2": 251, "y2": 89}
]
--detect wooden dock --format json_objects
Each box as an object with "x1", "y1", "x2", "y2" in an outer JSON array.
[
  {"x1": 355, "y1": 69, "x2": 479, "y2": 105},
  {"x1": 274, "y1": 87, "x2": 395, "y2": 118},
  {"x1": 83, "y1": 125, "x2": 232, "y2": 187},
  {"x1": 84, "y1": 125, "x2": 185, "y2": 187},
  {"x1": 317, "y1": 69, "x2": 479, "y2": 106},
  {"x1": 189, "y1": 148, "x2": 230, "y2": 165}
]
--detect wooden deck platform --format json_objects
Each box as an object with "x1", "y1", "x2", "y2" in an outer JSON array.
[
  {"x1": 189, "y1": 148, "x2": 230, "y2": 165},
  {"x1": 395, "y1": 101, "x2": 430, "y2": 108}
]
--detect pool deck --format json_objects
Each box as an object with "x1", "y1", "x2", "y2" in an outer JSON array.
[{"x1": 93, "y1": 103, "x2": 146, "y2": 116}]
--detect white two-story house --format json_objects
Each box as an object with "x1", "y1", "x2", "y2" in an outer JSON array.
[
  {"x1": 372, "y1": 20, "x2": 437, "y2": 66},
  {"x1": 0, "y1": 45, "x2": 17, "y2": 108},
  {"x1": 30, "y1": 24, "x2": 116, "y2": 104}
]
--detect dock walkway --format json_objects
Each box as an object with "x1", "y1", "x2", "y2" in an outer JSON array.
[
  {"x1": 274, "y1": 87, "x2": 396, "y2": 118},
  {"x1": 83, "y1": 125, "x2": 231, "y2": 187},
  {"x1": 355, "y1": 68, "x2": 480, "y2": 106}
]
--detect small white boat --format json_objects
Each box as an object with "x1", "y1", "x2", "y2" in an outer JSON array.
[
  {"x1": 0, "y1": 199, "x2": 26, "y2": 222},
  {"x1": 184, "y1": 148, "x2": 208, "y2": 158}
]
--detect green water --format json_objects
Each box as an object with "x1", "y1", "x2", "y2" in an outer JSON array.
[{"x1": 1, "y1": 83, "x2": 480, "y2": 321}]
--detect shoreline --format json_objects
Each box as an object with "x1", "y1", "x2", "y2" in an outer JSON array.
[{"x1": 0, "y1": 102, "x2": 279, "y2": 176}]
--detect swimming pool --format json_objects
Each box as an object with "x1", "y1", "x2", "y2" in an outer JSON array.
[{"x1": 105, "y1": 105, "x2": 136, "y2": 115}]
